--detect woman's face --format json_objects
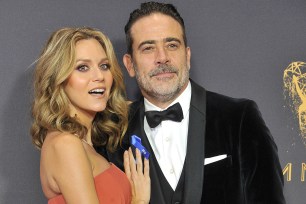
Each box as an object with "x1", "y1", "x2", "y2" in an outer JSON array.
[{"x1": 64, "y1": 38, "x2": 113, "y2": 122}]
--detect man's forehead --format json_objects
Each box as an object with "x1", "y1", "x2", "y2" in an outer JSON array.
[
  {"x1": 131, "y1": 13, "x2": 181, "y2": 29},
  {"x1": 130, "y1": 13, "x2": 184, "y2": 43}
]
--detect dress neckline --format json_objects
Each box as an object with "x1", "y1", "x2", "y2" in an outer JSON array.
[
  {"x1": 93, "y1": 163, "x2": 114, "y2": 178},
  {"x1": 48, "y1": 163, "x2": 115, "y2": 201}
]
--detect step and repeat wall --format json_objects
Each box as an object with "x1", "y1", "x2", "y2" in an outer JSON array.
[{"x1": 0, "y1": 0, "x2": 305, "y2": 203}]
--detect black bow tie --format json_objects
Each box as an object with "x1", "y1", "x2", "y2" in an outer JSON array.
[{"x1": 145, "y1": 102, "x2": 184, "y2": 128}]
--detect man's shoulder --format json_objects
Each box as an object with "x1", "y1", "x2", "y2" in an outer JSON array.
[
  {"x1": 130, "y1": 99, "x2": 142, "y2": 109},
  {"x1": 206, "y1": 90, "x2": 251, "y2": 104},
  {"x1": 129, "y1": 99, "x2": 143, "y2": 113},
  {"x1": 127, "y1": 98, "x2": 144, "y2": 122},
  {"x1": 206, "y1": 90, "x2": 259, "y2": 117},
  {"x1": 190, "y1": 79, "x2": 254, "y2": 107}
]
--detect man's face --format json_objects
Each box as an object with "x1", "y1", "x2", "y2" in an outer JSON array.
[{"x1": 124, "y1": 13, "x2": 191, "y2": 108}]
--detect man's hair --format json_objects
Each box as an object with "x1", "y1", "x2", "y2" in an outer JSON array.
[{"x1": 124, "y1": 1, "x2": 187, "y2": 55}]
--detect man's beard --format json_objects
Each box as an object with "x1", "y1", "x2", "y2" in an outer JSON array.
[{"x1": 133, "y1": 64, "x2": 190, "y2": 103}]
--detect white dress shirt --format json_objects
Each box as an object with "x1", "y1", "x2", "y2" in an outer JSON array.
[{"x1": 144, "y1": 81, "x2": 191, "y2": 190}]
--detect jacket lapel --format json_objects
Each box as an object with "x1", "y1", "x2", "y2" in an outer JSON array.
[{"x1": 183, "y1": 80, "x2": 206, "y2": 203}]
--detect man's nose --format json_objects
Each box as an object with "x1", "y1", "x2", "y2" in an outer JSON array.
[{"x1": 155, "y1": 47, "x2": 170, "y2": 65}]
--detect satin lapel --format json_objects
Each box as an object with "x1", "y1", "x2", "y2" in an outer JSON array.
[
  {"x1": 183, "y1": 81, "x2": 206, "y2": 203},
  {"x1": 128, "y1": 100, "x2": 167, "y2": 204}
]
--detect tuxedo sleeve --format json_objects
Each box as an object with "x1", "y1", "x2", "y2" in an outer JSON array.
[{"x1": 239, "y1": 101, "x2": 285, "y2": 203}]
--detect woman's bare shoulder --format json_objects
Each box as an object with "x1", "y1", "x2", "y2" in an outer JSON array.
[
  {"x1": 43, "y1": 131, "x2": 82, "y2": 151},
  {"x1": 40, "y1": 131, "x2": 90, "y2": 198},
  {"x1": 40, "y1": 131, "x2": 98, "y2": 203},
  {"x1": 41, "y1": 131, "x2": 87, "y2": 173}
]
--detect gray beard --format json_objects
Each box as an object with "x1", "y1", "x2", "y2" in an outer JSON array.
[{"x1": 133, "y1": 64, "x2": 190, "y2": 103}]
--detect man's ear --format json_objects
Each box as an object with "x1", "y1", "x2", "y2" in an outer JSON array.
[
  {"x1": 123, "y1": 54, "x2": 136, "y2": 77},
  {"x1": 186, "y1": 47, "x2": 191, "y2": 70}
]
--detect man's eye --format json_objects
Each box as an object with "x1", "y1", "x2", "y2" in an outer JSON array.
[
  {"x1": 76, "y1": 65, "x2": 89, "y2": 72},
  {"x1": 168, "y1": 43, "x2": 178, "y2": 49},
  {"x1": 142, "y1": 46, "x2": 154, "y2": 52},
  {"x1": 100, "y1": 63, "x2": 111, "y2": 70}
]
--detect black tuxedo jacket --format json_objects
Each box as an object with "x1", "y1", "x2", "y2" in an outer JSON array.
[{"x1": 97, "y1": 80, "x2": 285, "y2": 204}]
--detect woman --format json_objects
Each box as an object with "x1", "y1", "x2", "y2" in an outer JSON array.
[{"x1": 31, "y1": 27, "x2": 150, "y2": 204}]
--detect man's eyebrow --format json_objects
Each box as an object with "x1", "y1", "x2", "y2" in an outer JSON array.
[
  {"x1": 164, "y1": 37, "x2": 181, "y2": 44},
  {"x1": 138, "y1": 40, "x2": 155, "y2": 49},
  {"x1": 137, "y1": 38, "x2": 181, "y2": 50}
]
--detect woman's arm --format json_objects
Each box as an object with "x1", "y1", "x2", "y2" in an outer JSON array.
[{"x1": 45, "y1": 133, "x2": 99, "y2": 204}]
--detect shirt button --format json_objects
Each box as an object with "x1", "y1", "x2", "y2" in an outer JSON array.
[
  {"x1": 170, "y1": 168, "x2": 174, "y2": 174},
  {"x1": 165, "y1": 137, "x2": 170, "y2": 141}
]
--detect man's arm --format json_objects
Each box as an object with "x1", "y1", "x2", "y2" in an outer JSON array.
[{"x1": 239, "y1": 101, "x2": 285, "y2": 203}]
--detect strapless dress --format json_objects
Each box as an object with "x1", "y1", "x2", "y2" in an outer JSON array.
[{"x1": 48, "y1": 163, "x2": 131, "y2": 204}]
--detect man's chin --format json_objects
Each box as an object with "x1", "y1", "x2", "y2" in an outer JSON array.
[
  {"x1": 153, "y1": 74, "x2": 177, "y2": 82},
  {"x1": 152, "y1": 86, "x2": 179, "y2": 99}
]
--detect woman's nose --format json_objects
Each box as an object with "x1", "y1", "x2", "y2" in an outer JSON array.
[{"x1": 92, "y1": 67, "x2": 104, "y2": 82}]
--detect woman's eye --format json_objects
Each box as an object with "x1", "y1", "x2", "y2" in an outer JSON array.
[
  {"x1": 100, "y1": 63, "x2": 111, "y2": 70},
  {"x1": 76, "y1": 65, "x2": 89, "y2": 72}
]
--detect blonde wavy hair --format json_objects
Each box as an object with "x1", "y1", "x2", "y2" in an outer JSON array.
[{"x1": 31, "y1": 27, "x2": 128, "y2": 151}]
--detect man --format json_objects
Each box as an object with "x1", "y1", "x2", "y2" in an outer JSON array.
[{"x1": 98, "y1": 2, "x2": 285, "y2": 203}]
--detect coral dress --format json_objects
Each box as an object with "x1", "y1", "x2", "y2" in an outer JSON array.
[{"x1": 48, "y1": 163, "x2": 131, "y2": 204}]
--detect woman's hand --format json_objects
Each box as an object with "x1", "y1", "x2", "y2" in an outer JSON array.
[{"x1": 124, "y1": 147, "x2": 150, "y2": 204}]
